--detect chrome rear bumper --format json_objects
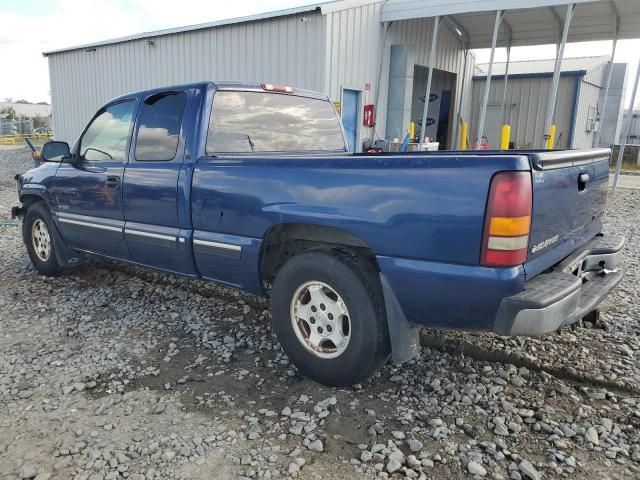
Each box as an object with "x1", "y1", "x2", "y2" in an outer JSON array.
[{"x1": 494, "y1": 234, "x2": 624, "y2": 336}]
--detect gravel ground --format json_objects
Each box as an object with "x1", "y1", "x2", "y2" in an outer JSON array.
[{"x1": 1, "y1": 146, "x2": 639, "y2": 480}]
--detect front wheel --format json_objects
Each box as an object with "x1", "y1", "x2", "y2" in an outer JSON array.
[
  {"x1": 271, "y1": 250, "x2": 390, "y2": 387},
  {"x1": 23, "y1": 202, "x2": 61, "y2": 277}
]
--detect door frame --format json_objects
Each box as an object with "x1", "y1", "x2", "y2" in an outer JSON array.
[{"x1": 340, "y1": 86, "x2": 363, "y2": 153}]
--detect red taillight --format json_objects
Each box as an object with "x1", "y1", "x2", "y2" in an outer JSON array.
[
  {"x1": 481, "y1": 171, "x2": 532, "y2": 267},
  {"x1": 261, "y1": 83, "x2": 293, "y2": 93}
]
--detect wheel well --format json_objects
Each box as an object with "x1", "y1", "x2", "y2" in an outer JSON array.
[
  {"x1": 260, "y1": 224, "x2": 379, "y2": 283},
  {"x1": 20, "y1": 194, "x2": 45, "y2": 213}
]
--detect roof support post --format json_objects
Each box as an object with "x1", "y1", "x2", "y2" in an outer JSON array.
[
  {"x1": 542, "y1": 3, "x2": 575, "y2": 149},
  {"x1": 475, "y1": 10, "x2": 503, "y2": 149},
  {"x1": 500, "y1": 44, "x2": 512, "y2": 125},
  {"x1": 419, "y1": 16, "x2": 441, "y2": 147},
  {"x1": 371, "y1": 21, "x2": 393, "y2": 144},
  {"x1": 612, "y1": 57, "x2": 640, "y2": 195},
  {"x1": 454, "y1": 48, "x2": 469, "y2": 149},
  {"x1": 593, "y1": 24, "x2": 619, "y2": 147}
]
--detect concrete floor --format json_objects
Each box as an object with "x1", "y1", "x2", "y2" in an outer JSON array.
[{"x1": 610, "y1": 174, "x2": 640, "y2": 190}]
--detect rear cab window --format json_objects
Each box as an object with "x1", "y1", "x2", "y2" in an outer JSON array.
[{"x1": 206, "y1": 91, "x2": 345, "y2": 154}]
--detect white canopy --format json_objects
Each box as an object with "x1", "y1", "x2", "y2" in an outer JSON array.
[{"x1": 381, "y1": 0, "x2": 640, "y2": 48}]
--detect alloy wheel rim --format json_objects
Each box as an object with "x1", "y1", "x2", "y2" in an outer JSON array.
[
  {"x1": 31, "y1": 219, "x2": 51, "y2": 262},
  {"x1": 290, "y1": 281, "x2": 351, "y2": 359}
]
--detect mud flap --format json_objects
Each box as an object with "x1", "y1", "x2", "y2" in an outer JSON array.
[
  {"x1": 50, "y1": 219, "x2": 84, "y2": 268},
  {"x1": 380, "y1": 273, "x2": 421, "y2": 364}
]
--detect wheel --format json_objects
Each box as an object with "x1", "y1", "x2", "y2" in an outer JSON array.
[
  {"x1": 23, "y1": 202, "x2": 61, "y2": 276},
  {"x1": 271, "y1": 250, "x2": 390, "y2": 387}
]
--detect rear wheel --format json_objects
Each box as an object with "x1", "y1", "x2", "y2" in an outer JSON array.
[
  {"x1": 23, "y1": 202, "x2": 61, "y2": 277},
  {"x1": 271, "y1": 250, "x2": 390, "y2": 387}
]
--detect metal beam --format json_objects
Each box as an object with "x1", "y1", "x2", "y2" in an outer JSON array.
[
  {"x1": 500, "y1": 45, "x2": 512, "y2": 125},
  {"x1": 593, "y1": 14, "x2": 619, "y2": 147},
  {"x1": 612, "y1": 57, "x2": 640, "y2": 195},
  {"x1": 420, "y1": 16, "x2": 441, "y2": 146},
  {"x1": 500, "y1": 16, "x2": 513, "y2": 125},
  {"x1": 475, "y1": 10, "x2": 503, "y2": 149},
  {"x1": 542, "y1": 3, "x2": 575, "y2": 148},
  {"x1": 371, "y1": 21, "x2": 393, "y2": 144},
  {"x1": 454, "y1": 48, "x2": 470, "y2": 149}
]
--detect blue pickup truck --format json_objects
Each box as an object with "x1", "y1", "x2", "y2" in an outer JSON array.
[{"x1": 12, "y1": 81, "x2": 624, "y2": 386}]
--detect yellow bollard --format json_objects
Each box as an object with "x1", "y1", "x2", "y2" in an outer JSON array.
[
  {"x1": 409, "y1": 122, "x2": 416, "y2": 141},
  {"x1": 546, "y1": 124, "x2": 556, "y2": 150},
  {"x1": 500, "y1": 124, "x2": 511, "y2": 150},
  {"x1": 460, "y1": 121, "x2": 469, "y2": 150}
]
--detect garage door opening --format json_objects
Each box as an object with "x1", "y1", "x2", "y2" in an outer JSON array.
[{"x1": 412, "y1": 67, "x2": 456, "y2": 149}]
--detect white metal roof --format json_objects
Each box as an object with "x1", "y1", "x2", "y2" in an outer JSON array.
[
  {"x1": 0, "y1": 102, "x2": 52, "y2": 118},
  {"x1": 42, "y1": 0, "x2": 381, "y2": 56},
  {"x1": 474, "y1": 55, "x2": 609, "y2": 76},
  {"x1": 381, "y1": 0, "x2": 640, "y2": 48}
]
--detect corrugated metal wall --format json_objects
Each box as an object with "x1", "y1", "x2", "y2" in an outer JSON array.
[
  {"x1": 48, "y1": 11, "x2": 326, "y2": 143},
  {"x1": 621, "y1": 110, "x2": 640, "y2": 145},
  {"x1": 572, "y1": 62, "x2": 605, "y2": 148},
  {"x1": 323, "y1": 1, "x2": 474, "y2": 146},
  {"x1": 471, "y1": 75, "x2": 577, "y2": 149}
]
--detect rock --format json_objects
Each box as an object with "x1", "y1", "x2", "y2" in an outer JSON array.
[
  {"x1": 468, "y1": 461, "x2": 487, "y2": 477},
  {"x1": 386, "y1": 459, "x2": 403, "y2": 474},
  {"x1": 161, "y1": 450, "x2": 176, "y2": 462},
  {"x1": 519, "y1": 460, "x2": 540, "y2": 480},
  {"x1": 584, "y1": 426, "x2": 599, "y2": 445},
  {"x1": 391, "y1": 431, "x2": 405, "y2": 440},
  {"x1": 288, "y1": 462, "x2": 300, "y2": 474},
  {"x1": 18, "y1": 464, "x2": 37, "y2": 479},
  {"x1": 308, "y1": 439, "x2": 324, "y2": 453},
  {"x1": 408, "y1": 439, "x2": 423, "y2": 452},
  {"x1": 494, "y1": 424, "x2": 510, "y2": 436},
  {"x1": 361, "y1": 450, "x2": 373, "y2": 462}
]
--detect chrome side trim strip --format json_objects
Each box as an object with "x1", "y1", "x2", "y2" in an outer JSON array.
[
  {"x1": 124, "y1": 229, "x2": 176, "y2": 242},
  {"x1": 193, "y1": 239, "x2": 242, "y2": 252},
  {"x1": 58, "y1": 217, "x2": 122, "y2": 233}
]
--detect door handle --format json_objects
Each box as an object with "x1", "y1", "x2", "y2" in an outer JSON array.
[{"x1": 106, "y1": 176, "x2": 120, "y2": 189}]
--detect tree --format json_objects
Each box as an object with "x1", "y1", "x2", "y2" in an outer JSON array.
[
  {"x1": 0, "y1": 106, "x2": 16, "y2": 120},
  {"x1": 32, "y1": 115, "x2": 49, "y2": 129}
]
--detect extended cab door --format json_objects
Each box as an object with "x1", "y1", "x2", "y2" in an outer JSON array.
[
  {"x1": 122, "y1": 90, "x2": 192, "y2": 272},
  {"x1": 54, "y1": 100, "x2": 137, "y2": 258}
]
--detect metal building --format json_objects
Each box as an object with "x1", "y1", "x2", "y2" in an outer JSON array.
[
  {"x1": 471, "y1": 56, "x2": 628, "y2": 149},
  {"x1": 44, "y1": 0, "x2": 474, "y2": 152},
  {"x1": 620, "y1": 109, "x2": 640, "y2": 145}
]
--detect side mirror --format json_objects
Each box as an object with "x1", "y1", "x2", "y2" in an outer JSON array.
[{"x1": 41, "y1": 141, "x2": 71, "y2": 163}]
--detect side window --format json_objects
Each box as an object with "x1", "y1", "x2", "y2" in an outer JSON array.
[
  {"x1": 80, "y1": 100, "x2": 136, "y2": 162},
  {"x1": 135, "y1": 92, "x2": 187, "y2": 161}
]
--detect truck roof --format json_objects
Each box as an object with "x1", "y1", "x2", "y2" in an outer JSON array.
[{"x1": 107, "y1": 81, "x2": 330, "y2": 105}]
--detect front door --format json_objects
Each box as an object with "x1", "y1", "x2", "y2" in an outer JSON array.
[
  {"x1": 54, "y1": 100, "x2": 137, "y2": 259},
  {"x1": 122, "y1": 90, "x2": 190, "y2": 272},
  {"x1": 342, "y1": 89, "x2": 359, "y2": 153}
]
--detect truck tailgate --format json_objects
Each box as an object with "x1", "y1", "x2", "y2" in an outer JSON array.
[{"x1": 525, "y1": 149, "x2": 611, "y2": 277}]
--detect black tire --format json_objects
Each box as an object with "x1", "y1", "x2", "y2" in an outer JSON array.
[
  {"x1": 271, "y1": 250, "x2": 390, "y2": 387},
  {"x1": 23, "y1": 202, "x2": 61, "y2": 277}
]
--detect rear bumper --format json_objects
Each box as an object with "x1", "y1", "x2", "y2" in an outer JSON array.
[{"x1": 493, "y1": 234, "x2": 624, "y2": 336}]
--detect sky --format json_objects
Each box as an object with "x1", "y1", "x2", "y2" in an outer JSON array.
[{"x1": 1, "y1": 0, "x2": 639, "y2": 106}]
